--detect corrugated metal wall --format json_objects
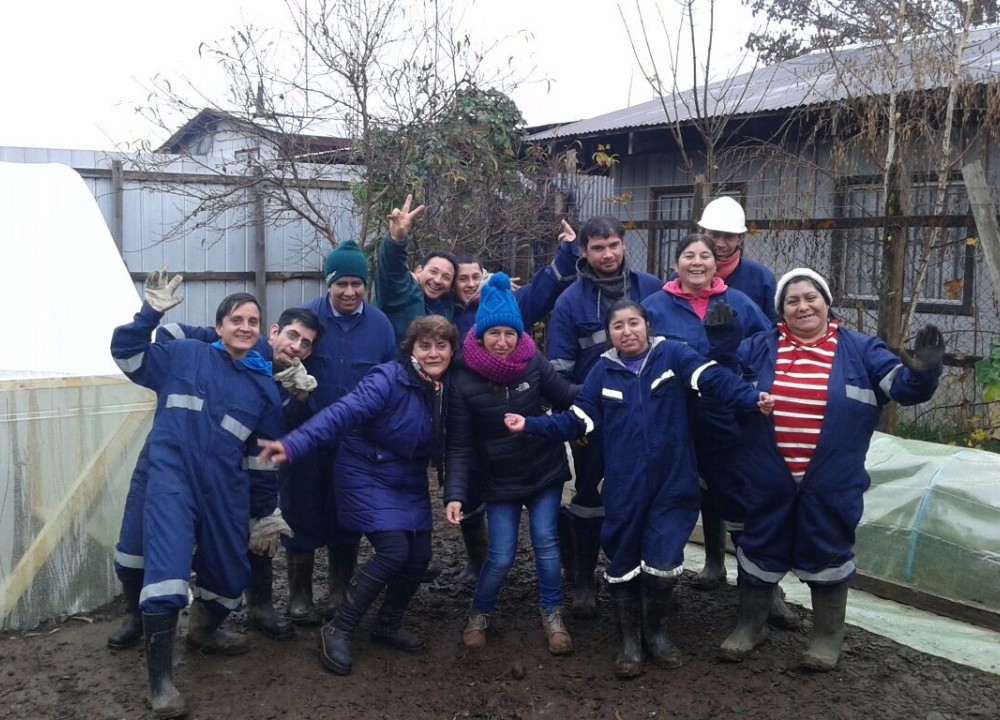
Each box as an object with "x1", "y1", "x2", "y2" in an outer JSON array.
[{"x1": 0, "y1": 146, "x2": 358, "y2": 326}]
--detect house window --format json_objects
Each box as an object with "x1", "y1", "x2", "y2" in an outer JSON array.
[
  {"x1": 652, "y1": 190, "x2": 693, "y2": 277},
  {"x1": 650, "y1": 187, "x2": 743, "y2": 277},
  {"x1": 834, "y1": 178, "x2": 974, "y2": 314}
]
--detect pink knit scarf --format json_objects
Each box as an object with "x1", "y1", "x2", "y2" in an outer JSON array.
[{"x1": 462, "y1": 328, "x2": 537, "y2": 384}]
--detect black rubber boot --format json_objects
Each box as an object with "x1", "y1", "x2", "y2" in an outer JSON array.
[
  {"x1": 107, "y1": 570, "x2": 143, "y2": 650},
  {"x1": 768, "y1": 583, "x2": 803, "y2": 630},
  {"x1": 557, "y1": 507, "x2": 575, "y2": 579},
  {"x1": 318, "y1": 569, "x2": 386, "y2": 675},
  {"x1": 185, "y1": 600, "x2": 250, "y2": 655},
  {"x1": 246, "y1": 553, "x2": 295, "y2": 640},
  {"x1": 694, "y1": 495, "x2": 728, "y2": 590},
  {"x1": 639, "y1": 574, "x2": 682, "y2": 668},
  {"x1": 323, "y1": 542, "x2": 360, "y2": 618},
  {"x1": 801, "y1": 582, "x2": 849, "y2": 672},
  {"x1": 453, "y1": 517, "x2": 488, "y2": 585},
  {"x1": 719, "y1": 581, "x2": 773, "y2": 662},
  {"x1": 370, "y1": 574, "x2": 426, "y2": 653},
  {"x1": 609, "y1": 580, "x2": 643, "y2": 678},
  {"x1": 570, "y1": 516, "x2": 602, "y2": 619},
  {"x1": 286, "y1": 550, "x2": 322, "y2": 626},
  {"x1": 143, "y1": 611, "x2": 187, "y2": 719}
]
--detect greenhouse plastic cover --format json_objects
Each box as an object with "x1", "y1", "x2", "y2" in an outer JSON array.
[
  {"x1": 855, "y1": 432, "x2": 1000, "y2": 613},
  {"x1": 0, "y1": 162, "x2": 153, "y2": 630}
]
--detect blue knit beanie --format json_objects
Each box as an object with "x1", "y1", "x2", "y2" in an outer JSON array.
[
  {"x1": 324, "y1": 240, "x2": 368, "y2": 286},
  {"x1": 475, "y1": 272, "x2": 524, "y2": 338}
]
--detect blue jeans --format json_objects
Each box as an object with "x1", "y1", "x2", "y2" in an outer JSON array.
[{"x1": 472, "y1": 483, "x2": 563, "y2": 614}]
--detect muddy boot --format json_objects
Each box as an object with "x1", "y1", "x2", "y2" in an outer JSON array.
[
  {"x1": 640, "y1": 574, "x2": 682, "y2": 668},
  {"x1": 370, "y1": 574, "x2": 426, "y2": 653},
  {"x1": 570, "y1": 516, "x2": 601, "y2": 618},
  {"x1": 143, "y1": 611, "x2": 187, "y2": 719},
  {"x1": 454, "y1": 516, "x2": 488, "y2": 585},
  {"x1": 540, "y1": 607, "x2": 574, "y2": 655},
  {"x1": 107, "y1": 570, "x2": 143, "y2": 650},
  {"x1": 557, "y1": 507, "x2": 575, "y2": 579},
  {"x1": 462, "y1": 611, "x2": 489, "y2": 651},
  {"x1": 318, "y1": 569, "x2": 385, "y2": 675},
  {"x1": 246, "y1": 553, "x2": 295, "y2": 640},
  {"x1": 719, "y1": 582, "x2": 773, "y2": 662},
  {"x1": 323, "y1": 542, "x2": 359, "y2": 618},
  {"x1": 286, "y1": 549, "x2": 322, "y2": 626},
  {"x1": 609, "y1": 580, "x2": 643, "y2": 678},
  {"x1": 185, "y1": 600, "x2": 250, "y2": 655},
  {"x1": 768, "y1": 583, "x2": 803, "y2": 630},
  {"x1": 694, "y1": 499, "x2": 728, "y2": 590},
  {"x1": 801, "y1": 583, "x2": 849, "y2": 672}
]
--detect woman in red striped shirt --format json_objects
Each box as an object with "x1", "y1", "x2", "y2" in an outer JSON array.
[{"x1": 719, "y1": 268, "x2": 944, "y2": 671}]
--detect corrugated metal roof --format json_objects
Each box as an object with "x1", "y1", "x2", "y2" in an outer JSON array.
[{"x1": 528, "y1": 26, "x2": 1000, "y2": 141}]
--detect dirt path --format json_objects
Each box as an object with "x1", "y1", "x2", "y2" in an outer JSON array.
[{"x1": 4, "y1": 486, "x2": 1000, "y2": 719}]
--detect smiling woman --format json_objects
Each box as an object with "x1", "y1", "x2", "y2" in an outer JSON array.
[{"x1": 255, "y1": 314, "x2": 458, "y2": 677}]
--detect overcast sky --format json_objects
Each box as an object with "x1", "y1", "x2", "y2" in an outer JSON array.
[{"x1": 2, "y1": 0, "x2": 757, "y2": 151}]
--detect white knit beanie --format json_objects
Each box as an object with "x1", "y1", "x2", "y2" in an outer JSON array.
[{"x1": 775, "y1": 267, "x2": 832, "y2": 314}]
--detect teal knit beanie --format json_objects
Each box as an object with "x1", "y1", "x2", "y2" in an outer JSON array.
[
  {"x1": 475, "y1": 272, "x2": 524, "y2": 338},
  {"x1": 324, "y1": 240, "x2": 368, "y2": 286}
]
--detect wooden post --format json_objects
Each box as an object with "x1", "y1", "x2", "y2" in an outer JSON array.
[
  {"x1": 253, "y1": 174, "x2": 267, "y2": 322},
  {"x1": 961, "y1": 160, "x2": 1000, "y2": 292},
  {"x1": 962, "y1": 160, "x2": 1000, "y2": 441},
  {"x1": 110, "y1": 160, "x2": 124, "y2": 255}
]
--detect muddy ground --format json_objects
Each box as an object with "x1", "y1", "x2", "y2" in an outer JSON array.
[{"x1": 3, "y1": 483, "x2": 1000, "y2": 720}]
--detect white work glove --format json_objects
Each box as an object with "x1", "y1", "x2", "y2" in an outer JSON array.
[
  {"x1": 143, "y1": 266, "x2": 184, "y2": 313},
  {"x1": 248, "y1": 509, "x2": 294, "y2": 557},
  {"x1": 273, "y1": 357, "x2": 318, "y2": 394}
]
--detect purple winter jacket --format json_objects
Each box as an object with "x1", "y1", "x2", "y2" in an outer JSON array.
[{"x1": 280, "y1": 361, "x2": 437, "y2": 533}]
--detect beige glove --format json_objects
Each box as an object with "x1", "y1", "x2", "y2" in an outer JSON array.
[
  {"x1": 248, "y1": 509, "x2": 294, "y2": 557},
  {"x1": 144, "y1": 266, "x2": 184, "y2": 313},
  {"x1": 273, "y1": 357, "x2": 318, "y2": 394}
]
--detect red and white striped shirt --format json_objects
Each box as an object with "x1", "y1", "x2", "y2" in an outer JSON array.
[{"x1": 770, "y1": 321, "x2": 839, "y2": 479}]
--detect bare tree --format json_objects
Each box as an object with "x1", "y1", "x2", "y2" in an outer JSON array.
[{"x1": 129, "y1": 0, "x2": 552, "y2": 272}]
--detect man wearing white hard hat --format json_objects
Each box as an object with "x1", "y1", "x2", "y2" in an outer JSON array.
[{"x1": 697, "y1": 197, "x2": 778, "y2": 325}]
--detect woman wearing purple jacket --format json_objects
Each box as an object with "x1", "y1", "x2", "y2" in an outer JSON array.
[{"x1": 258, "y1": 315, "x2": 457, "y2": 676}]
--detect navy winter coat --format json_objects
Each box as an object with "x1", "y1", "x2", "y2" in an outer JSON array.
[
  {"x1": 445, "y1": 352, "x2": 577, "y2": 506},
  {"x1": 546, "y1": 265, "x2": 662, "y2": 383},
  {"x1": 723, "y1": 256, "x2": 778, "y2": 325},
  {"x1": 279, "y1": 361, "x2": 440, "y2": 533}
]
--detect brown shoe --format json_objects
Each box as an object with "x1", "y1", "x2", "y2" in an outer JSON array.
[
  {"x1": 540, "y1": 608, "x2": 574, "y2": 655},
  {"x1": 462, "y1": 612, "x2": 489, "y2": 651}
]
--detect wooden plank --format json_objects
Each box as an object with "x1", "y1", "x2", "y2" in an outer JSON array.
[{"x1": 962, "y1": 160, "x2": 1000, "y2": 295}]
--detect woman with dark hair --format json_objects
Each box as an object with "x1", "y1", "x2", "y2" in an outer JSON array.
[
  {"x1": 505, "y1": 299, "x2": 773, "y2": 678},
  {"x1": 445, "y1": 273, "x2": 579, "y2": 655},
  {"x1": 720, "y1": 268, "x2": 943, "y2": 671},
  {"x1": 640, "y1": 233, "x2": 802, "y2": 628},
  {"x1": 643, "y1": 233, "x2": 772, "y2": 577},
  {"x1": 258, "y1": 315, "x2": 458, "y2": 676}
]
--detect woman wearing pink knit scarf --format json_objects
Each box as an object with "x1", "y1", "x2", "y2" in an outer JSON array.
[{"x1": 444, "y1": 272, "x2": 580, "y2": 657}]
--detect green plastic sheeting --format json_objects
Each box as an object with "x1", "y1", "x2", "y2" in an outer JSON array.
[{"x1": 857, "y1": 432, "x2": 1000, "y2": 613}]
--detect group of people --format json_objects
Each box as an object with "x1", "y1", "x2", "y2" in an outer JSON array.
[{"x1": 109, "y1": 194, "x2": 945, "y2": 719}]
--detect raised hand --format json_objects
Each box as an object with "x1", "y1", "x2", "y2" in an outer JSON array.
[
  {"x1": 704, "y1": 301, "x2": 735, "y2": 327},
  {"x1": 143, "y1": 266, "x2": 184, "y2": 313},
  {"x1": 557, "y1": 219, "x2": 576, "y2": 244},
  {"x1": 387, "y1": 194, "x2": 427, "y2": 242},
  {"x1": 900, "y1": 324, "x2": 945, "y2": 373}
]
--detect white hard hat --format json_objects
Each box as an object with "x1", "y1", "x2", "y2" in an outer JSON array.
[{"x1": 697, "y1": 197, "x2": 747, "y2": 235}]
